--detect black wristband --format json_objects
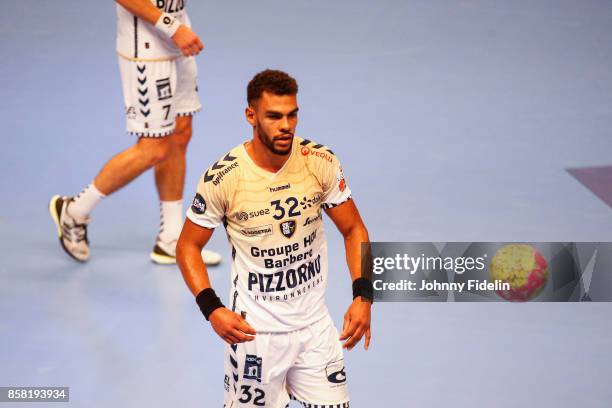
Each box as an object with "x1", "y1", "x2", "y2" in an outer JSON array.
[
  {"x1": 196, "y1": 288, "x2": 225, "y2": 321},
  {"x1": 352, "y1": 277, "x2": 374, "y2": 303}
]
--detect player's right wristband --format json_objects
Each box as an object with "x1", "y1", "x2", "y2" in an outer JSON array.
[
  {"x1": 155, "y1": 12, "x2": 181, "y2": 38},
  {"x1": 352, "y1": 277, "x2": 374, "y2": 303},
  {"x1": 196, "y1": 288, "x2": 225, "y2": 321}
]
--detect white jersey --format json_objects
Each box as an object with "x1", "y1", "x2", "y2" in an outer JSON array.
[
  {"x1": 116, "y1": 0, "x2": 191, "y2": 61},
  {"x1": 187, "y1": 137, "x2": 352, "y2": 332}
]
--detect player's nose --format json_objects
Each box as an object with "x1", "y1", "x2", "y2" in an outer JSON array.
[{"x1": 279, "y1": 116, "x2": 290, "y2": 131}]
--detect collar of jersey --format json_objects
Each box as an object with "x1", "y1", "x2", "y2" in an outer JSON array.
[{"x1": 240, "y1": 141, "x2": 296, "y2": 179}]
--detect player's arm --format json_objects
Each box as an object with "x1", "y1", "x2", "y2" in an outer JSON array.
[
  {"x1": 177, "y1": 219, "x2": 256, "y2": 344},
  {"x1": 325, "y1": 199, "x2": 372, "y2": 351},
  {"x1": 115, "y1": 0, "x2": 204, "y2": 56}
]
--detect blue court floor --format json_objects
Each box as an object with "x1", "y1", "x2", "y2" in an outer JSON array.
[{"x1": 1, "y1": 1, "x2": 612, "y2": 407}]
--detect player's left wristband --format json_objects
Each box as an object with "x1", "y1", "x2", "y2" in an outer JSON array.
[
  {"x1": 196, "y1": 288, "x2": 225, "y2": 321},
  {"x1": 155, "y1": 12, "x2": 181, "y2": 38},
  {"x1": 352, "y1": 277, "x2": 374, "y2": 303}
]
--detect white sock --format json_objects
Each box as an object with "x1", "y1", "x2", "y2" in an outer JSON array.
[
  {"x1": 70, "y1": 183, "x2": 105, "y2": 218},
  {"x1": 159, "y1": 200, "x2": 183, "y2": 243}
]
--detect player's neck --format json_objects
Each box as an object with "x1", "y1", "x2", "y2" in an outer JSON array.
[{"x1": 245, "y1": 139, "x2": 291, "y2": 173}]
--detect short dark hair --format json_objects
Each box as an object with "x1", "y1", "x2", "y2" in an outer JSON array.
[{"x1": 247, "y1": 69, "x2": 298, "y2": 105}]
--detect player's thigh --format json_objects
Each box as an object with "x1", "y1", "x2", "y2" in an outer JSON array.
[
  {"x1": 174, "y1": 56, "x2": 202, "y2": 116},
  {"x1": 287, "y1": 316, "x2": 350, "y2": 407},
  {"x1": 117, "y1": 57, "x2": 178, "y2": 137},
  {"x1": 223, "y1": 333, "x2": 297, "y2": 408}
]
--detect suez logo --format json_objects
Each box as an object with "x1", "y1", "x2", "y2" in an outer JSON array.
[
  {"x1": 235, "y1": 208, "x2": 270, "y2": 221},
  {"x1": 156, "y1": 0, "x2": 185, "y2": 13},
  {"x1": 300, "y1": 146, "x2": 333, "y2": 162},
  {"x1": 234, "y1": 194, "x2": 322, "y2": 222}
]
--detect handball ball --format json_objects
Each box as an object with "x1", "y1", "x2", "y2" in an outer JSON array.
[{"x1": 489, "y1": 244, "x2": 548, "y2": 301}]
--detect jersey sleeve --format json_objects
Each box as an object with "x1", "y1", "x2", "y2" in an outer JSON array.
[
  {"x1": 318, "y1": 149, "x2": 352, "y2": 209},
  {"x1": 186, "y1": 171, "x2": 226, "y2": 229}
]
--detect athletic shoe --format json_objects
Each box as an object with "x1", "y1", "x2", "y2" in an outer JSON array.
[
  {"x1": 150, "y1": 237, "x2": 222, "y2": 266},
  {"x1": 201, "y1": 248, "x2": 223, "y2": 265},
  {"x1": 49, "y1": 195, "x2": 91, "y2": 262}
]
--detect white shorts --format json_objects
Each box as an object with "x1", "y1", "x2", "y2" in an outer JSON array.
[
  {"x1": 118, "y1": 55, "x2": 202, "y2": 137},
  {"x1": 223, "y1": 314, "x2": 350, "y2": 408}
]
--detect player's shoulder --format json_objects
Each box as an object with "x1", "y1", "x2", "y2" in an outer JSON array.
[
  {"x1": 200, "y1": 144, "x2": 244, "y2": 188},
  {"x1": 295, "y1": 136, "x2": 340, "y2": 167}
]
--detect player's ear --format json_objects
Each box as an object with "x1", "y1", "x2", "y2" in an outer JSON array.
[{"x1": 245, "y1": 105, "x2": 256, "y2": 127}]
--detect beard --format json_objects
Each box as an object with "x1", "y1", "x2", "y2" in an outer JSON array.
[{"x1": 256, "y1": 123, "x2": 293, "y2": 156}]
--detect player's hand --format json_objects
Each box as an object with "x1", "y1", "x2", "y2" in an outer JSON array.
[
  {"x1": 209, "y1": 308, "x2": 256, "y2": 345},
  {"x1": 339, "y1": 297, "x2": 372, "y2": 351},
  {"x1": 171, "y1": 25, "x2": 204, "y2": 57}
]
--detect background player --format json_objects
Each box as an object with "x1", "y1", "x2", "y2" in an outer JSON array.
[
  {"x1": 177, "y1": 70, "x2": 372, "y2": 407},
  {"x1": 49, "y1": 0, "x2": 220, "y2": 265}
]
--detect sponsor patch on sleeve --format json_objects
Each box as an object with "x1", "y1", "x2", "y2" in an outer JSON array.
[
  {"x1": 336, "y1": 167, "x2": 346, "y2": 192},
  {"x1": 191, "y1": 193, "x2": 207, "y2": 214}
]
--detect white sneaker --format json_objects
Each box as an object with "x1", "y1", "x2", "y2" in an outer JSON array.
[
  {"x1": 49, "y1": 195, "x2": 91, "y2": 262},
  {"x1": 201, "y1": 248, "x2": 222, "y2": 266},
  {"x1": 150, "y1": 238, "x2": 222, "y2": 266}
]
